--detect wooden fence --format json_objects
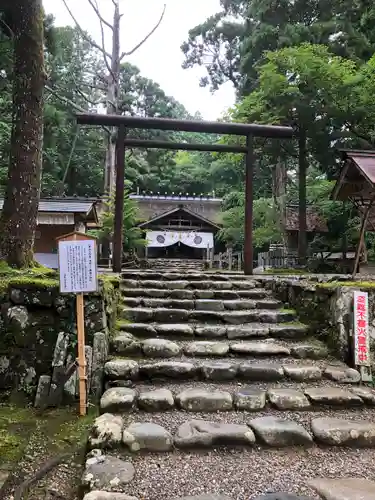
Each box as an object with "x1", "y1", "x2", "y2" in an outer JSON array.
[
  {"x1": 209, "y1": 250, "x2": 243, "y2": 271},
  {"x1": 257, "y1": 247, "x2": 298, "y2": 269}
]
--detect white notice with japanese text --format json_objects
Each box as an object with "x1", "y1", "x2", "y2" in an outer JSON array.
[{"x1": 58, "y1": 240, "x2": 98, "y2": 293}]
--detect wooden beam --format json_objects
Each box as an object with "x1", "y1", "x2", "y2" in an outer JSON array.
[
  {"x1": 113, "y1": 126, "x2": 126, "y2": 273},
  {"x1": 244, "y1": 135, "x2": 254, "y2": 275},
  {"x1": 76, "y1": 113, "x2": 294, "y2": 139},
  {"x1": 352, "y1": 197, "x2": 375, "y2": 278}
]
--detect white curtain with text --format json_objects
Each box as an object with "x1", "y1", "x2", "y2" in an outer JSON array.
[{"x1": 146, "y1": 231, "x2": 213, "y2": 249}]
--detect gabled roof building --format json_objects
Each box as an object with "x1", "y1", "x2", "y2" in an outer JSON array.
[{"x1": 130, "y1": 194, "x2": 223, "y2": 260}]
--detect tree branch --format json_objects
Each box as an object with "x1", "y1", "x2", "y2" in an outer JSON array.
[
  {"x1": 60, "y1": 0, "x2": 112, "y2": 59},
  {"x1": 0, "y1": 16, "x2": 14, "y2": 38},
  {"x1": 120, "y1": 4, "x2": 166, "y2": 60},
  {"x1": 75, "y1": 86, "x2": 103, "y2": 106},
  {"x1": 344, "y1": 122, "x2": 374, "y2": 147},
  {"x1": 88, "y1": 0, "x2": 116, "y2": 80},
  {"x1": 87, "y1": 0, "x2": 113, "y2": 30},
  {"x1": 86, "y1": 69, "x2": 108, "y2": 85},
  {"x1": 45, "y1": 85, "x2": 110, "y2": 135}
]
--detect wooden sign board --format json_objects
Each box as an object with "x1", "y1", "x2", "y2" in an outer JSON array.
[
  {"x1": 57, "y1": 231, "x2": 98, "y2": 294},
  {"x1": 56, "y1": 231, "x2": 98, "y2": 416}
]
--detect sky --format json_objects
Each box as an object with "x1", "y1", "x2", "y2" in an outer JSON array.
[{"x1": 42, "y1": 0, "x2": 236, "y2": 120}]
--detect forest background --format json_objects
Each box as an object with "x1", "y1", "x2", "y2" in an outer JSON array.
[{"x1": 2, "y1": 0, "x2": 375, "y2": 262}]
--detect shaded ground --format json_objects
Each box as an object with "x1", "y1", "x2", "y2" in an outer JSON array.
[
  {"x1": 0, "y1": 403, "x2": 96, "y2": 499},
  {"x1": 119, "y1": 446, "x2": 375, "y2": 500}
]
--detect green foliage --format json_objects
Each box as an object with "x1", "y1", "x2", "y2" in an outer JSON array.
[
  {"x1": 219, "y1": 197, "x2": 282, "y2": 250},
  {"x1": 182, "y1": 0, "x2": 375, "y2": 94},
  {"x1": 89, "y1": 191, "x2": 146, "y2": 252},
  {"x1": 181, "y1": 12, "x2": 244, "y2": 91}
]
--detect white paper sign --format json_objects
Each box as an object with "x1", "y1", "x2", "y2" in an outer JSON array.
[
  {"x1": 353, "y1": 290, "x2": 370, "y2": 366},
  {"x1": 58, "y1": 239, "x2": 98, "y2": 293}
]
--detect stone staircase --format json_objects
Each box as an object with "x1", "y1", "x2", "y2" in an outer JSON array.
[
  {"x1": 145, "y1": 258, "x2": 204, "y2": 272},
  {"x1": 84, "y1": 270, "x2": 375, "y2": 500}
]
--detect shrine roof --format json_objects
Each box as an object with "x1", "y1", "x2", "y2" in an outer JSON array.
[
  {"x1": 130, "y1": 194, "x2": 222, "y2": 202},
  {"x1": 0, "y1": 197, "x2": 98, "y2": 221},
  {"x1": 138, "y1": 206, "x2": 221, "y2": 230},
  {"x1": 332, "y1": 149, "x2": 375, "y2": 201},
  {"x1": 285, "y1": 205, "x2": 328, "y2": 232}
]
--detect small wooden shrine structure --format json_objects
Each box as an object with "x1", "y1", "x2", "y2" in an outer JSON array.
[
  {"x1": 332, "y1": 149, "x2": 375, "y2": 276},
  {"x1": 284, "y1": 204, "x2": 328, "y2": 252},
  {"x1": 0, "y1": 197, "x2": 99, "y2": 269}
]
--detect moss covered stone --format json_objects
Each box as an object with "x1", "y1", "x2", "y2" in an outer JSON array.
[
  {"x1": 317, "y1": 281, "x2": 375, "y2": 290},
  {"x1": 0, "y1": 268, "x2": 120, "y2": 397}
]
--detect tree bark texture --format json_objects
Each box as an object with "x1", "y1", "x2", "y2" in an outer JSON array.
[
  {"x1": 273, "y1": 160, "x2": 287, "y2": 247},
  {"x1": 104, "y1": 0, "x2": 121, "y2": 195},
  {"x1": 0, "y1": 0, "x2": 44, "y2": 267},
  {"x1": 298, "y1": 128, "x2": 308, "y2": 265}
]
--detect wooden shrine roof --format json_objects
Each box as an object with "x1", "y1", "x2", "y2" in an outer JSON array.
[
  {"x1": 138, "y1": 206, "x2": 221, "y2": 231},
  {"x1": 332, "y1": 149, "x2": 375, "y2": 231},
  {"x1": 285, "y1": 205, "x2": 328, "y2": 232},
  {"x1": 332, "y1": 150, "x2": 375, "y2": 201}
]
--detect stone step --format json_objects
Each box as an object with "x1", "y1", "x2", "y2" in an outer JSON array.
[
  {"x1": 118, "y1": 321, "x2": 309, "y2": 340},
  {"x1": 121, "y1": 279, "x2": 261, "y2": 291},
  {"x1": 122, "y1": 297, "x2": 282, "y2": 311},
  {"x1": 111, "y1": 336, "x2": 330, "y2": 360},
  {"x1": 104, "y1": 358, "x2": 360, "y2": 384},
  {"x1": 144, "y1": 259, "x2": 204, "y2": 269},
  {"x1": 99, "y1": 383, "x2": 372, "y2": 414},
  {"x1": 88, "y1": 409, "x2": 375, "y2": 452},
  {"x1": 121, "y1": 307, "x2": 296, "y2": 325},
  {"x1": 121, "y1": 271, "x2": 253, "y2": 282},
  {"x1": 121, "y1": 287, "x2": 270, "y2": 300}
]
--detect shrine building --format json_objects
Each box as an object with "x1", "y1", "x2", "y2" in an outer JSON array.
[
  {"x1": 0, "y1": 197, "x2": 99, "y2": 269},
  {"x1": 130, "y1": 194, "x2": 223, "y2": 260}
]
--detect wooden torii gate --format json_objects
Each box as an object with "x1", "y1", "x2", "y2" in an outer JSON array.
[{"x1": 76, "y1": 113, "x2": 294, "y2": 274}]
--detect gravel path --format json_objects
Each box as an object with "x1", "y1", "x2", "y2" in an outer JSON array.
[
  {"x1": 123, "y1": 379, "x2": 361, "y2": 395},
  {"x1": 110, "y1": 354, "x2": 345, "y2": 367},
  {"x1": 116, "y1": 446, "x2": 375, "y2": 500},
  {"x1": 113, "y1": 407, "x2": 375, "y2": 499}
]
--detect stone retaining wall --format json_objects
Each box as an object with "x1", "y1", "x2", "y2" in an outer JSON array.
[
  {"x1": 0, "y1": 276, "x2": 120, "y2": 404},
  {"x1": 261, "y1": 276, "x2": 375, "y2": 365}
]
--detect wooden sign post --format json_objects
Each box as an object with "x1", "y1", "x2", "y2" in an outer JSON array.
[{"x1": 57, "y1": 231, "x2": 98, "y2": 416}]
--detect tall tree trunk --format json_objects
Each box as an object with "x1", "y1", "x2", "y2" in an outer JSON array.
[
  {"x1": 0, "y1": 0, "x2": 45, "y2": 268},
  {"x1": 104, "y1": 0, "x2": 121, "y2": 195},
  {"x1": 298, "y1": 128, "x2": 308, "y2": 265},
  {"x1": 102, "y1": 1, "x2": 121, "y2": 261}
]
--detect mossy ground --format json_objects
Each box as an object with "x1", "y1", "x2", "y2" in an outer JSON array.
[
  {"x1": 0, "y1": 404, "x2": 96, "y2": 467},
  {"x1": 317, "y1": 280, "x2": 375, "y2": 290},
  {"x1": 0, "y1": 261, "x2": 59, "y2": 297},
  {"x1": 280, "y1": 308, "x2": 297, "y2": 314},
  {"x1": 263, "y1": 268, "x2": 307, "y2": 275},
  {"x1": 0, "y1": 404, "x2": 97, "y2": 498}
]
